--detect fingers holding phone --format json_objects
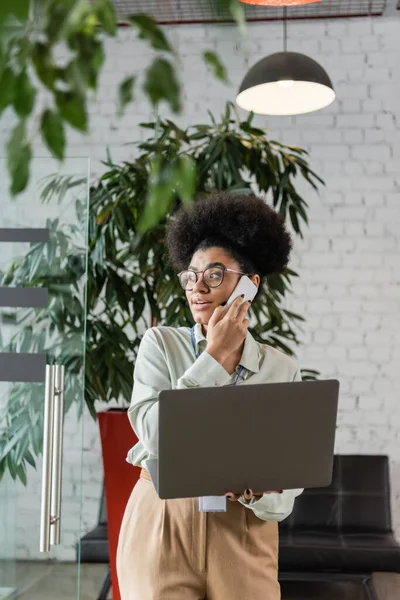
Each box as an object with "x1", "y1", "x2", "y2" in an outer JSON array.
[
  {"x1": 206, "y1": 275, "x2": 257, "y2": 365},
  {"x1": 207, "y1": 296, "x2": 251, "y2": 363}
]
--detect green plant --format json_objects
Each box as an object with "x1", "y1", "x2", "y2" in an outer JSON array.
[
  {"x1": 0, "y1": 0, "x2": 236, "y2": 197},
  {"x1": 0, "y1": 103, "x2": 321, "y2": 484},
  {"x1": 0, "y1": 201, "x2": 88, "y2": 484}
]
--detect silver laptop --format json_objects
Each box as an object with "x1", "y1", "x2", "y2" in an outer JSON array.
[{"x1": 147, "y1": 379, "x2": 339, "y2": 499}]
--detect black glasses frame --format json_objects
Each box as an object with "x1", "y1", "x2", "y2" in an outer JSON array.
[{"x1": 177, "y1": 267, "x2": 251, "y2": 291}]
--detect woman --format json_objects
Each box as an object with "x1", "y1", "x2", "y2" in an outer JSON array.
[{"x1": 117, "y1": 192, "x2": 303, "y2": 600}]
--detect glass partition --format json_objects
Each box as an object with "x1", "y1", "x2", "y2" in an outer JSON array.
[{"x1": 0, "y1": 157, "x2": 90, "y2": 600}]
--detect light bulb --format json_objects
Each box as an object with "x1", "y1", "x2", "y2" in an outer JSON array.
[{"x1": 277, "y1": 80, "x2": 295, "y2": 88}]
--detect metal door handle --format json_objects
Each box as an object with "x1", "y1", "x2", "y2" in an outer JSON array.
[
  {"x1": 40, "y1": 365, "x2": 54, "y2": 553},
  {"x1": 40, "y1": 364, "x2": 65, "y2": 552},
  {"x1": 50, "y1": 364, "x2": 65, "y2": 546}
]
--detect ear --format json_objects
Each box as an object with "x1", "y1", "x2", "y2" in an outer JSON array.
[{"x1": 250, "y1": 274, "x2": 261, "y2": 288}]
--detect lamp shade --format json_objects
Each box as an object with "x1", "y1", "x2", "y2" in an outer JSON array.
[
  {"x1": 236, "y1": 51, "x2": 335, "y2": 116},
  {"x1": 240, "y1": 0, "x2": 320, "y2": 4}
]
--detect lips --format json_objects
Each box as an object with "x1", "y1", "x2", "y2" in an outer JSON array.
[
  {"x1": 192, "y1": 303, "x2": 212, "y2": 311},
  {"x1": 192, "y1": 298, "x2": 212, "y2": 310},
  {"x1": 192, "y1": 296, "x2": 211, "y2": 305}
]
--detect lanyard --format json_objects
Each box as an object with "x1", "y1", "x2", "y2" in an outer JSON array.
[{"x1": 190, "y1": 326, "x2": 244, "y2": 386}]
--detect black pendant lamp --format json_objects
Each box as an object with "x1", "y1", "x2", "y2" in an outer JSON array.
[{"x1": 236, "y1": 9, "x2": 335, "y2": 115}]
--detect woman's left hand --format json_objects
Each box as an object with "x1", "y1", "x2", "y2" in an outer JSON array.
[{"x1": 225, "y1": 489, "x2": 282, "y2": 502}]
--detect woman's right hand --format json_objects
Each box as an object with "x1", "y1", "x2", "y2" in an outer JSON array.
[{"x1": 206, "y1": 296, "x2": 251, "y2": 364}]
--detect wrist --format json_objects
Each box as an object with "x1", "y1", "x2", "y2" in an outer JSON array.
[{"x1": 206, "y1": 344, "x2": 230, "y2": 365}]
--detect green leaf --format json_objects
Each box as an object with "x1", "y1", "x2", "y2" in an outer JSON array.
[
  {"x1": 105, "y1": 146, "x2": 113, "y2": 166},
  {"x1": 283, "y1": 309, "x2": 305, "y2": 322},
  {"x1": 300, "y1": 369, "x2": 320, "y2": 382},
  {"x1": 0, "y1": 425, "x2": 29, "y2": 461},
  {"x1": 173, "y1": 156, "x2": 197, "y2": 204},
  {"x1": 40, "y1": 109, "x2": 66, "y2": 160},
  {"x1": 224, "y1": 101, "x2": 232, "y2": 122},
  {"x1": 118, "y1": 76, "x2": 136, "y2": 116},
  {"x1": 207, "y1": 110, "x2": 217, "y2": 126},
  {"x1": 138, "y1": 158, "x2": 174, "y2": 232},
  {"x1": 17, "y1": 464, "x2": 27, "y2": 486},
  {"x1": 13, "y1": 0, "x2": 29, "y2": 21},
  {"x1": 7, "y1": 121, "x2": 31, "y2": 195},
  {"x1": 64, "y1": 59, "x2": 89, "y2": 97},
  {"x1": 62, "y1": 0, "x2": 93, "y2": 35},
  {"x1": 6, "y1": 452, "x2": 17, "y2": 479},
  {"x1": 0, "y1": 0, "x2": 29, "y2": 25},
  {"x1": 0, "y1": 67, "x2": 15, "y2": 116},
  {"x1": 0, "y1": 459, "x2": 6, "y2": 481},
  {"x1": 129, "y1": 14, "x2": 172, "y2": 52},
  {"x1": 44, "y1": 1, "x2": 73, "y2": 43},
  {"x1": 15, "y1": 37, "x2": 33, "y2": 69},
  {"x1": 88, "y1": 40, "x2": 105, "y2": 89},
  {"x1": 64, "y1": 35, "x2": 105, "y2": 91},
  {"x1": 203, "y1": 51, "x2": 228, "y2": 83},
  {"x1": 84, "y1": 40, "x2": 105, "y2": 90},
  {"x1": 165, "y1": 119, "x2": 188, "y2": 142},
  {"x1": 289, "y1": 204, "x2": 301, "y2": 236},
  {"x1": 29, "y1": 420, "x2": 42, "y2": 455},
  {"x1": 32, "y1": 43, "x2": 57, "y2": 90},
  {"x1": 293, "y1": 198, "x2": 309, "y2": 225},
  {"x1": 229, "y1": 0, "x2": 247, "y2": 36},
  {"x1": 93, "y1": 0, "x2": 117, "y2": 35},
  {"x1": 28, "y1": 248, "x2": 43, "y2": 281},
  {"x1": 56, "y1": 91, "x2": 88, "y2": 132},
  {"x1": 14, "y1": 435, "x2": 29, "y2": 466},
  {"x1": 138, "y1": 154, "x2": 196, "y2": 231},
  {"x1": 240, "y1": 122, "x2": 265, "y2": 137},
  {"x1": 245, "y1": 111, "x2": 254, "y2": 125},
  {"x1": 144, "y1": 58, "x2": 181, "y2": 113},
  {"x1": 13, "y1": 71, "x2": 36, "y2": 117},
  {"x1": 139, "y1": 122, "x2": 156, "y2": 130}
]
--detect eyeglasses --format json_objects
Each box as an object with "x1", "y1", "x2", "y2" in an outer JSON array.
[{"x1": 177, "y1": 267, "x2": 250, "y2": 291}]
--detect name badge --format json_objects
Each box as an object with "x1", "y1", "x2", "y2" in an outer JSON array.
[{"x1": 199, "y1": 496, "x2": 227, "y2": 512}]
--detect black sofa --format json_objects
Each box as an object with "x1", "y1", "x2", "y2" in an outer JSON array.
[
  {"x1": 279, "y1": 455, "x2": 400, "y2": 599},
  {"x1": 80, "y1": 455, "x2": 400, "y2": 600}
]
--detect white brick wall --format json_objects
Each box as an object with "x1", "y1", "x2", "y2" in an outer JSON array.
[{"x1": 1, "y1": 11, "x2": 400, "y2": 560}]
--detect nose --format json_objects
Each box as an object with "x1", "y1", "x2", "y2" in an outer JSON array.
[{"x1": 191, "y1": 272, "x2": 209, "y2": 293}]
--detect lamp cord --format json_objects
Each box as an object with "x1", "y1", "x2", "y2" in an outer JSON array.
[{"x1": 283, "y1": 6, "x2": 287, "y2": 53}]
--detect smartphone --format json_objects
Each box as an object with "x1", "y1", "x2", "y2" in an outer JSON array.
[{"x1": 226, "y1": 275, "x2": 258, "y2": 307}]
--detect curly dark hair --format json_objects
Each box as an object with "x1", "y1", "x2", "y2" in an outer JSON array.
[{"x1": 166, "y1": 192, "x2": 292, "y2": 279}]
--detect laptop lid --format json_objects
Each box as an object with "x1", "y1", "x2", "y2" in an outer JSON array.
[
  {"x1": 146, "y1": 458, "x2": 159, "y2": 492},
  {"x1": 157, "y1": 379, "x2": 339, "y2": 500}
]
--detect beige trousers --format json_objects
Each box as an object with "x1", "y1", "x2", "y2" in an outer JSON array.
[{"x1": 117, "y1": 470, "x2": 280, "y2": 600}]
